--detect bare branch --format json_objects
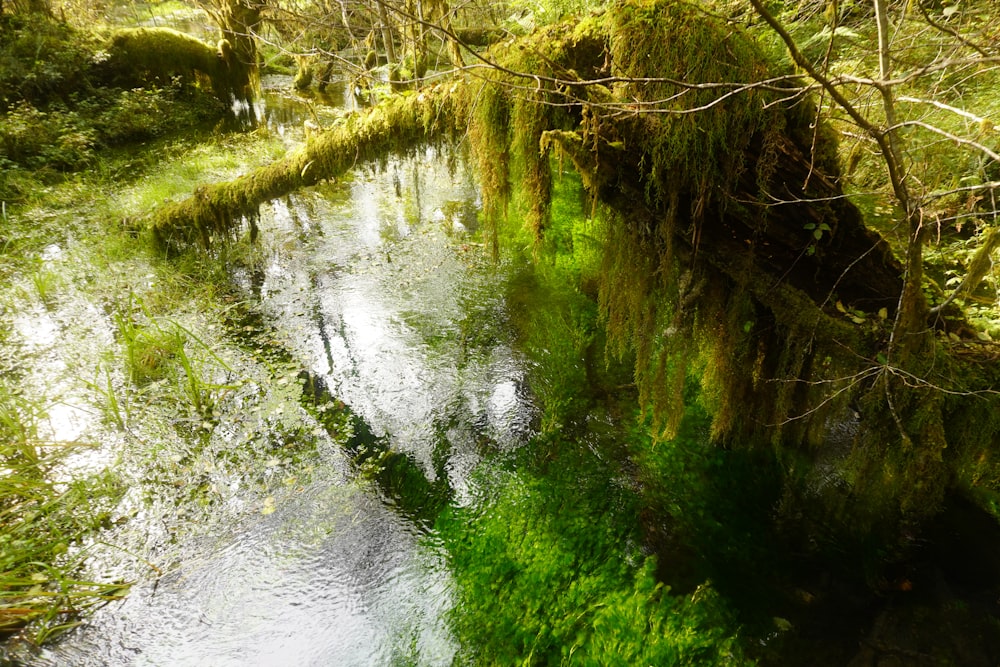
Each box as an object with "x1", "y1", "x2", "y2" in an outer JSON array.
[
  {"x1": 832, "y1": 55, "x2": 1000, "y2": 90},
  {"x1": 924, "y1": 181, "x2": 1000, "y2": 203},
  {"x1": 747, "y1": 0, "x2": 909, "y2": 210},
  {"x1": 898, "y1": 95, "x2": 993, "y2": 125},
  {"x1": 889, "y1": 120, "x2": 1000, "y2": 162}
]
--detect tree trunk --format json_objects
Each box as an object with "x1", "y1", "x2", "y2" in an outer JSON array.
[
  {"x1": 376, "y1": 0, "x2": 397, "y2": 65},
  {"x1": 205, "y1": 0, "x2": 263, "y2": 118}
]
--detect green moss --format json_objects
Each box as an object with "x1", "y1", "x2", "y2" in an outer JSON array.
[
  {"x1": 438, "y1": 437, "x2": 751, "y2": 665},
  {"x1": 462, "y1": 18, "x2": 606, "y2": 254},
  {"x1": 466, "y1": 74, "x2": 511, "y2": 257},
  {"x1": 100, "y1": 26, "x2": 261, "y2": 109},
  {"x1": 293, "y1": 58, "x2": 313, "y2": 90},
  {"x1": 105, "y1": 28, "x2": 224, "y2": 89},
  {"x1": 587, "y1": 0, "x2": 807, "y2": 440},
  {"x1": 607, "y1": 0, "x2": 778, "y2": 205}
]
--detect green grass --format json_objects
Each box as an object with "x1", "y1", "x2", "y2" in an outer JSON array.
[{"x1": 0, "y1": 379, "x2": 128, "y2": 643}]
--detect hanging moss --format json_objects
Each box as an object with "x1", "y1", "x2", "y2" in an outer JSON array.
[
  {"x1": 292, "y1": 55, "x2": 313, "y2": 90},
  {"x1": 140, "y1": 0, "x2": 1000, "y2": 544},
  {"x1": 465, "y1": 71, "x2": 511, "y2": 259},
  {"x1": 462, "y1": 18, "x2": 605, "y2": 254},
  {"x1": 588, "y1": 0, "x2": 801, "y2": 440}
]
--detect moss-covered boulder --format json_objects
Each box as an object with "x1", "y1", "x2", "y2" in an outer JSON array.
[{"x1": 101, "y1": 28, "x2": 226, "y2": 96}]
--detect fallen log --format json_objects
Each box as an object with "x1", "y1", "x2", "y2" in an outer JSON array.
[{"x1": 144, "y1": 0, "x2": 1000, "y2": 543}]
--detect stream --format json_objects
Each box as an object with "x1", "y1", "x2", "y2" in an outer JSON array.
[{"x1": 10, "y1": 79, "x2": 535, "y2": 666}]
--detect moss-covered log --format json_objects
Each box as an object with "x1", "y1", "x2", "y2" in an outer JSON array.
[
  {"x1": 149, "y1": 84, "x2": 462, "y2": 250},
  {"x1": 147, "y1": 0, "x2": 1000, "y2": 545}
]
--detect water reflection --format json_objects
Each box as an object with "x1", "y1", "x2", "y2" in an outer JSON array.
[
  {"x1": 252, "y1": 150, "x2": 534, "y2": 478},
  {"x1": 260, "y1": 75, "x2": 361, "y2": 146},
  {"x1": 26, "y1": 107, "x2": 533, "y2": 665}
]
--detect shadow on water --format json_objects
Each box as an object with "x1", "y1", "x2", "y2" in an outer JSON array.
[
  {"x1": 753, "y1": 491, "x2": 1000, "y2": 666},
  {"x1": 298, "y1": 369, "x2": 454, "y2": 528},
  {"x1": 633, "y1": 396, "x2": 1000, "y2": 665},
  {"x1": 668, "y1": 490, "x2": 1000, "y2": 667}
]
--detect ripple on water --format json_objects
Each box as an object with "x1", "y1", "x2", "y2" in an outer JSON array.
[
  {"x1": 36, "y1": 480, "x2": 455, "y2": 667},
  {"x1": 251, "y1": 149, "x2": 536, "y2": 469}
]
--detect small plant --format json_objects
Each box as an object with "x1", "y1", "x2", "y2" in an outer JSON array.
[
  {"x1": 30, "y1": 265, "x2": 62, "y2": 309},
  {"x1": 113, "y1": 295, "x2": 239, "y2": 420},
  {"x1": 115, "y1": 308, "x2": 185, "y2": 387},
  {"x1": 803, "y1": 222, "x2": 832, "y2": 256},
  {"x1": 85, "y1": 363, "x2": 129, "y2": 430},
  {"x1": 0, "y1": 381, "x2": 43, "y2": 467},
  {"x1": 169, "y1": 320, "x2": 238, "y2": 419}
]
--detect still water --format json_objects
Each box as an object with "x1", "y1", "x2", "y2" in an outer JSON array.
[{"x1": 20, "y1": 84, "x2": 535, "y2": 666}]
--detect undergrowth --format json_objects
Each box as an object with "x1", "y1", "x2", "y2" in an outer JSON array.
[{"x1": 0, "y1": 13, "x2": 227, "y2": 203}]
